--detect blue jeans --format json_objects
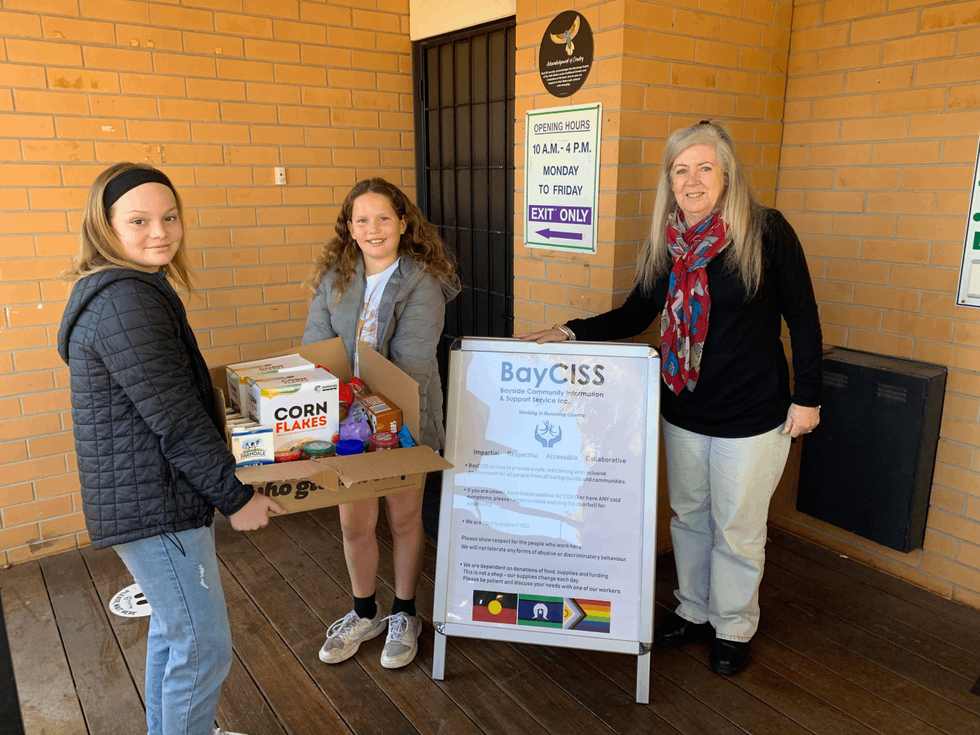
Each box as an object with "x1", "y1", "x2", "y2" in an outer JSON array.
[
  {"x1": 115, "y1": 525, "x2": 232, "y2": 735},
  {"x1": 662, "y1": 419, "x2": 791, "y2": 642}
]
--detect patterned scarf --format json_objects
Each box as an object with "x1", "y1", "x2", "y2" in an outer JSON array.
[{"x1": 660, "y1": 208, "x2": 728, "y2": 394}]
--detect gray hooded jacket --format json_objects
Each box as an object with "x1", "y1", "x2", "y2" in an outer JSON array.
[{"x1": 302, "y1": 254, "x2": 460, "y2": 451}]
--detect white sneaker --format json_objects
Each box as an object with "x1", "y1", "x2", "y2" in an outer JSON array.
[
  {"x1": 214, "y1": 728, "x2": 246, "y2": 735},
  {"x1": 380, "y1": 612, "x2": 421, "y2": 669},
  {"x1": 319, "y1": 609, "x2": 386, "y2": 664}
]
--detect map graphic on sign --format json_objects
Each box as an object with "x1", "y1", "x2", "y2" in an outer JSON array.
[{"x1": 524, "y1": 103, "x2": 602, "y2": 253}]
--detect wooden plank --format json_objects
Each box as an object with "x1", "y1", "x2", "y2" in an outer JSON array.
[
  {"x1": 576, "y1": 646, "x2": 748, "y2": 735},
  {"x1": 307, "y1": 508, "x2": 619, "y2": 735},
  {"x1": 79, "y1": 548, "x2": 148, "y2": 700},
  {"x1": 765, "y1": 536, "x2": 980, "y2": 656},
  {"x1": 659, "y1": 549, "x2": 980, "y2": 735},
  {"x1": 767, "y1": 528, "x2": 980, "y2": 629},
  {"x1": 217, "y1": 554, "x2": 353, "y2": 735},
  {"x1": 0, "y1": 562, "x2": 86, "y2": 735},
  {"x1": 761, "y1": 562, "x2": 980, "y2": 703},
  {"x1": 758, "y1": 578, "x2": 980, "y2": 726},
  {"x1": 80, "y1": 546, "x2": 284, "y2": 735},
  {"x1": 643, "y1": 638, "x2": 811, "y2": 735},
  {"x1": 749, "y1": 633, "x2": 946, "y2": 735},
  {"x1": 652, "y1": 580, "x2": 878, "y2": 735},
  {"x1": 216, "y1": 655, "x2": 288, "y2": 735},
  {"x1": 757, "y1": 605, "x2": 980, "y2": 735},
  {"x1": 40, "y1": 552, "x2": 146, "y2": 735},
  {"x1": 266, "y1": 511, "x2": 489, "y2": 735},
  {"x1": 217, "y1": 514, "x2": 425, "y2": 735},
  {"x1": 516, "y1": 642, "x2": 682, "y2": 735}
]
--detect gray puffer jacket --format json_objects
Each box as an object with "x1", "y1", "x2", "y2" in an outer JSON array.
[
  {"x1": 57, "y1": 269, "x2": 252, "y2": 549},
  {"x1": 303, "y1": 254, "x2": 460, "y2": 451}
]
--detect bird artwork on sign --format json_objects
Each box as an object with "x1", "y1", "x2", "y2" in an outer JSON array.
[{"x1": 550, "y1": 14, "x2": 581, "y2": 56}]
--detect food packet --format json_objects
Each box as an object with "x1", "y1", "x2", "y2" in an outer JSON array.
[{"x1": 339, "y1": 401, "x2": 371, "y2": 446}]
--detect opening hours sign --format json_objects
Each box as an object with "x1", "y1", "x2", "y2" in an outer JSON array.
[{"x1": 524, "y1": 102, "x2": 602, "y2": 254}]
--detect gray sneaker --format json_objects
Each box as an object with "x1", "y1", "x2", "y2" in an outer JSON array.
[
  {"x1": 319, "y1": 609, "x2": 386, "y2": 664},
  {"x1": 380, "y1": 612, "x2": 421, "y2": 669}
]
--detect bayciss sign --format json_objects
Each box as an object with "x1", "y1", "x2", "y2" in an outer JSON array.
[{"x1": 524, "y1": 102, "x2": 601, "y2": 254}]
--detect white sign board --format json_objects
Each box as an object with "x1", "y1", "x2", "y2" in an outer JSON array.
[
  {"x1": 956, "y1": 135, "x2": 980, "y2": 309},
  {"x1": 432, "y1": 338, "x2": 659, "y2": 703},
  {"x1": 524, "y1": 103, "x2": 601, "y2": 253}
]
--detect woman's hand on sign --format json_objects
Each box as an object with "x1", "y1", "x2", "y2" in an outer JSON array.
[
  {"x1": 229, "y1": 492, "x2": 285, "y2": 531},
  {"x1": 514, "y1": 327, "x2": 568, "y2": 344}
]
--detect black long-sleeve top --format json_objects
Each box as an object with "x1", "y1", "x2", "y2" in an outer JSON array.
[{"x1": 568, "y1": 208, "x2": 822, "y2": 438}]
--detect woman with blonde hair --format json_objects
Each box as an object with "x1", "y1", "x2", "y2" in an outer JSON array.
[
  {"x1": 304, "y1": 177, "x2": 459, "y2": 669},
  {"x1": 519, "y1": 121, "x2": 822, "y2": 676},
  {"x1": 58, "y1": 162, "x2": 282, "y2": 735}
]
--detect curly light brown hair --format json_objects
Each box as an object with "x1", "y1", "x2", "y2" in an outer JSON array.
[{"x1": 305, "y1": 178, "x2": 458, "y2": 301}]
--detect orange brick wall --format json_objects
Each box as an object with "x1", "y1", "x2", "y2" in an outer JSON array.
[
  {"x1": 0, "y1": 0, "x2": 414, "y2": 566},
  {"x1": 773, "y1": 0, "x2": 980, "y2": 608}
]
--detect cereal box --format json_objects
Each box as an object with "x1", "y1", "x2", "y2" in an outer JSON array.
[
  {"x1": 245, "y1": 367, "x2": 340, "y2": 451},
  {"x1": 225, "y1": 354, "x2": 315, "y2": 414}
]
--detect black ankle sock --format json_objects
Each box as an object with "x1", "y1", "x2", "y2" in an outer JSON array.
[
  {"x1": 353, "y1": 593, "x2": 377, "y2": 620},
  {"x1": 391, "y1": 596, "x2": 416, "y2": 617}
]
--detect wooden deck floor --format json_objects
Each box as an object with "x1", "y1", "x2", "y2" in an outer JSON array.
[{"x1": 3, "y1": 506, "x2": 980, "y2": 735}]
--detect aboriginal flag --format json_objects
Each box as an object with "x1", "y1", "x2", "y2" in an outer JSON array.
[{"x1": 472, "y1": 590, "x2": 517, "y2": 624}]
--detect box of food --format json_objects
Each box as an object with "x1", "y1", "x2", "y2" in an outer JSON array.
[
  {"x1": 244, "y1": 367, "x2": 340, "y2": 451},
  {"x1": 230, "y1": 425, "x2": 275, "y2": 467},
  {"x1": 211, "y1": 339, "x2": 453, "y2": 514},
  {"x1": 360, "y1": 392, "x2": 402, "y2": 435},
  {"x1": 225, "y1": 354, "x2": 314, "y2": 413}
]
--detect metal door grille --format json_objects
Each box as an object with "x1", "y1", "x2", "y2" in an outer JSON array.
[{"x1": 413, "y1": 19, "x2": 516, "y2": 383}]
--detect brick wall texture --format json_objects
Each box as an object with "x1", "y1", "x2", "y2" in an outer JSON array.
[
  {"x1": 2, "y1": 0, "x2": 980, "y2": 609},
  {"x1": 0, "y1": 0, "x2": 414, "y2": 565}
]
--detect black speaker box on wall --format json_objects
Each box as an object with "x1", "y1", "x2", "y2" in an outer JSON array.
[{"x1": 797, "y1": 347, "x2": 946, "y2": 553}]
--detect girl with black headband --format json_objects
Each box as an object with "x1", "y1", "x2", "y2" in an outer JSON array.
[{"x1": 57, "y1": 162, "x2": 283, "y2": 735}]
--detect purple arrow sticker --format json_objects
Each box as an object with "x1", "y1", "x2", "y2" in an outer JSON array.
[{"x1": 535, "y1": 228, "x2": 584, "y2": 240}]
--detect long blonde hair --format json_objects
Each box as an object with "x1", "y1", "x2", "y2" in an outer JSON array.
[
  {"x1": 64, "y1": 162, "x2": 194, "y2": 293},
  {"x1": 305, "y1": 178, "x2": 458, "y2": 301},
  {"x1": 636, "y1": 120, "x2": 764, "y2": 297}
]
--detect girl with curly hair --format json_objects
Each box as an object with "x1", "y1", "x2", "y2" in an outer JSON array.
[{"x1": 303, "y1": 177, "x2": 459, "y2": 670}]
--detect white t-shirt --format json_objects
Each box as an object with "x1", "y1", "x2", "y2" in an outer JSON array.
[{"x1": 354, "y1": 259, "x2": 399, "y2": 375}]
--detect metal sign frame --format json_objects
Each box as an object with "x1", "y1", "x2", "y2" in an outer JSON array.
[{"x1": 431, "y1": 337, "x2": 659, "y2": 703}]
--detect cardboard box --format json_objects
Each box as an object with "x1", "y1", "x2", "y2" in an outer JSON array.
[
  {"x1": 211, "y1": 338, "x2": 453, "y2": 514},
  {"x1": 360, "y1": 392, "x2": 403, "y2": 435},
  {"x1": 225, "y1": 354, "x2": 314, "y2": 413}
]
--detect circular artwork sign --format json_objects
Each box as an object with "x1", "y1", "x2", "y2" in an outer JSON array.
[
  {"x1": 538, "y1": 11, "x2": 594, "y2": 98},
  {"x1": 108, "y1": 583, "x2": 152, "y2": 617}
]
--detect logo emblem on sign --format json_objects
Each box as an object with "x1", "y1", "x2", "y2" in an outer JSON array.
[{"x1": 534, "y1": 420, "x2": 562, "y2": 448}]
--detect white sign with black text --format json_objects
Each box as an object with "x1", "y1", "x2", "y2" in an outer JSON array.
[{"x1": 524, "y1": 103, "x2": 602, "y2": 253}]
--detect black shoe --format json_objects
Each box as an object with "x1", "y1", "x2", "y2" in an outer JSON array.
[
  {"x1": 711, "y1": 638, "x2": 749, "y2": 675},
  {"x1": 654, "y1": 612, "x2": 711, "y2": 649}
]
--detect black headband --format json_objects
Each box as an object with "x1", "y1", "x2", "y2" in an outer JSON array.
[{"x1": 103, "y1": 168, "x2": 177, "y2": 211}]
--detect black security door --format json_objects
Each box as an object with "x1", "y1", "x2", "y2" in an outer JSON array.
[{"x1": 413, "y1": 19, "x2": 516, "y2": 384}]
